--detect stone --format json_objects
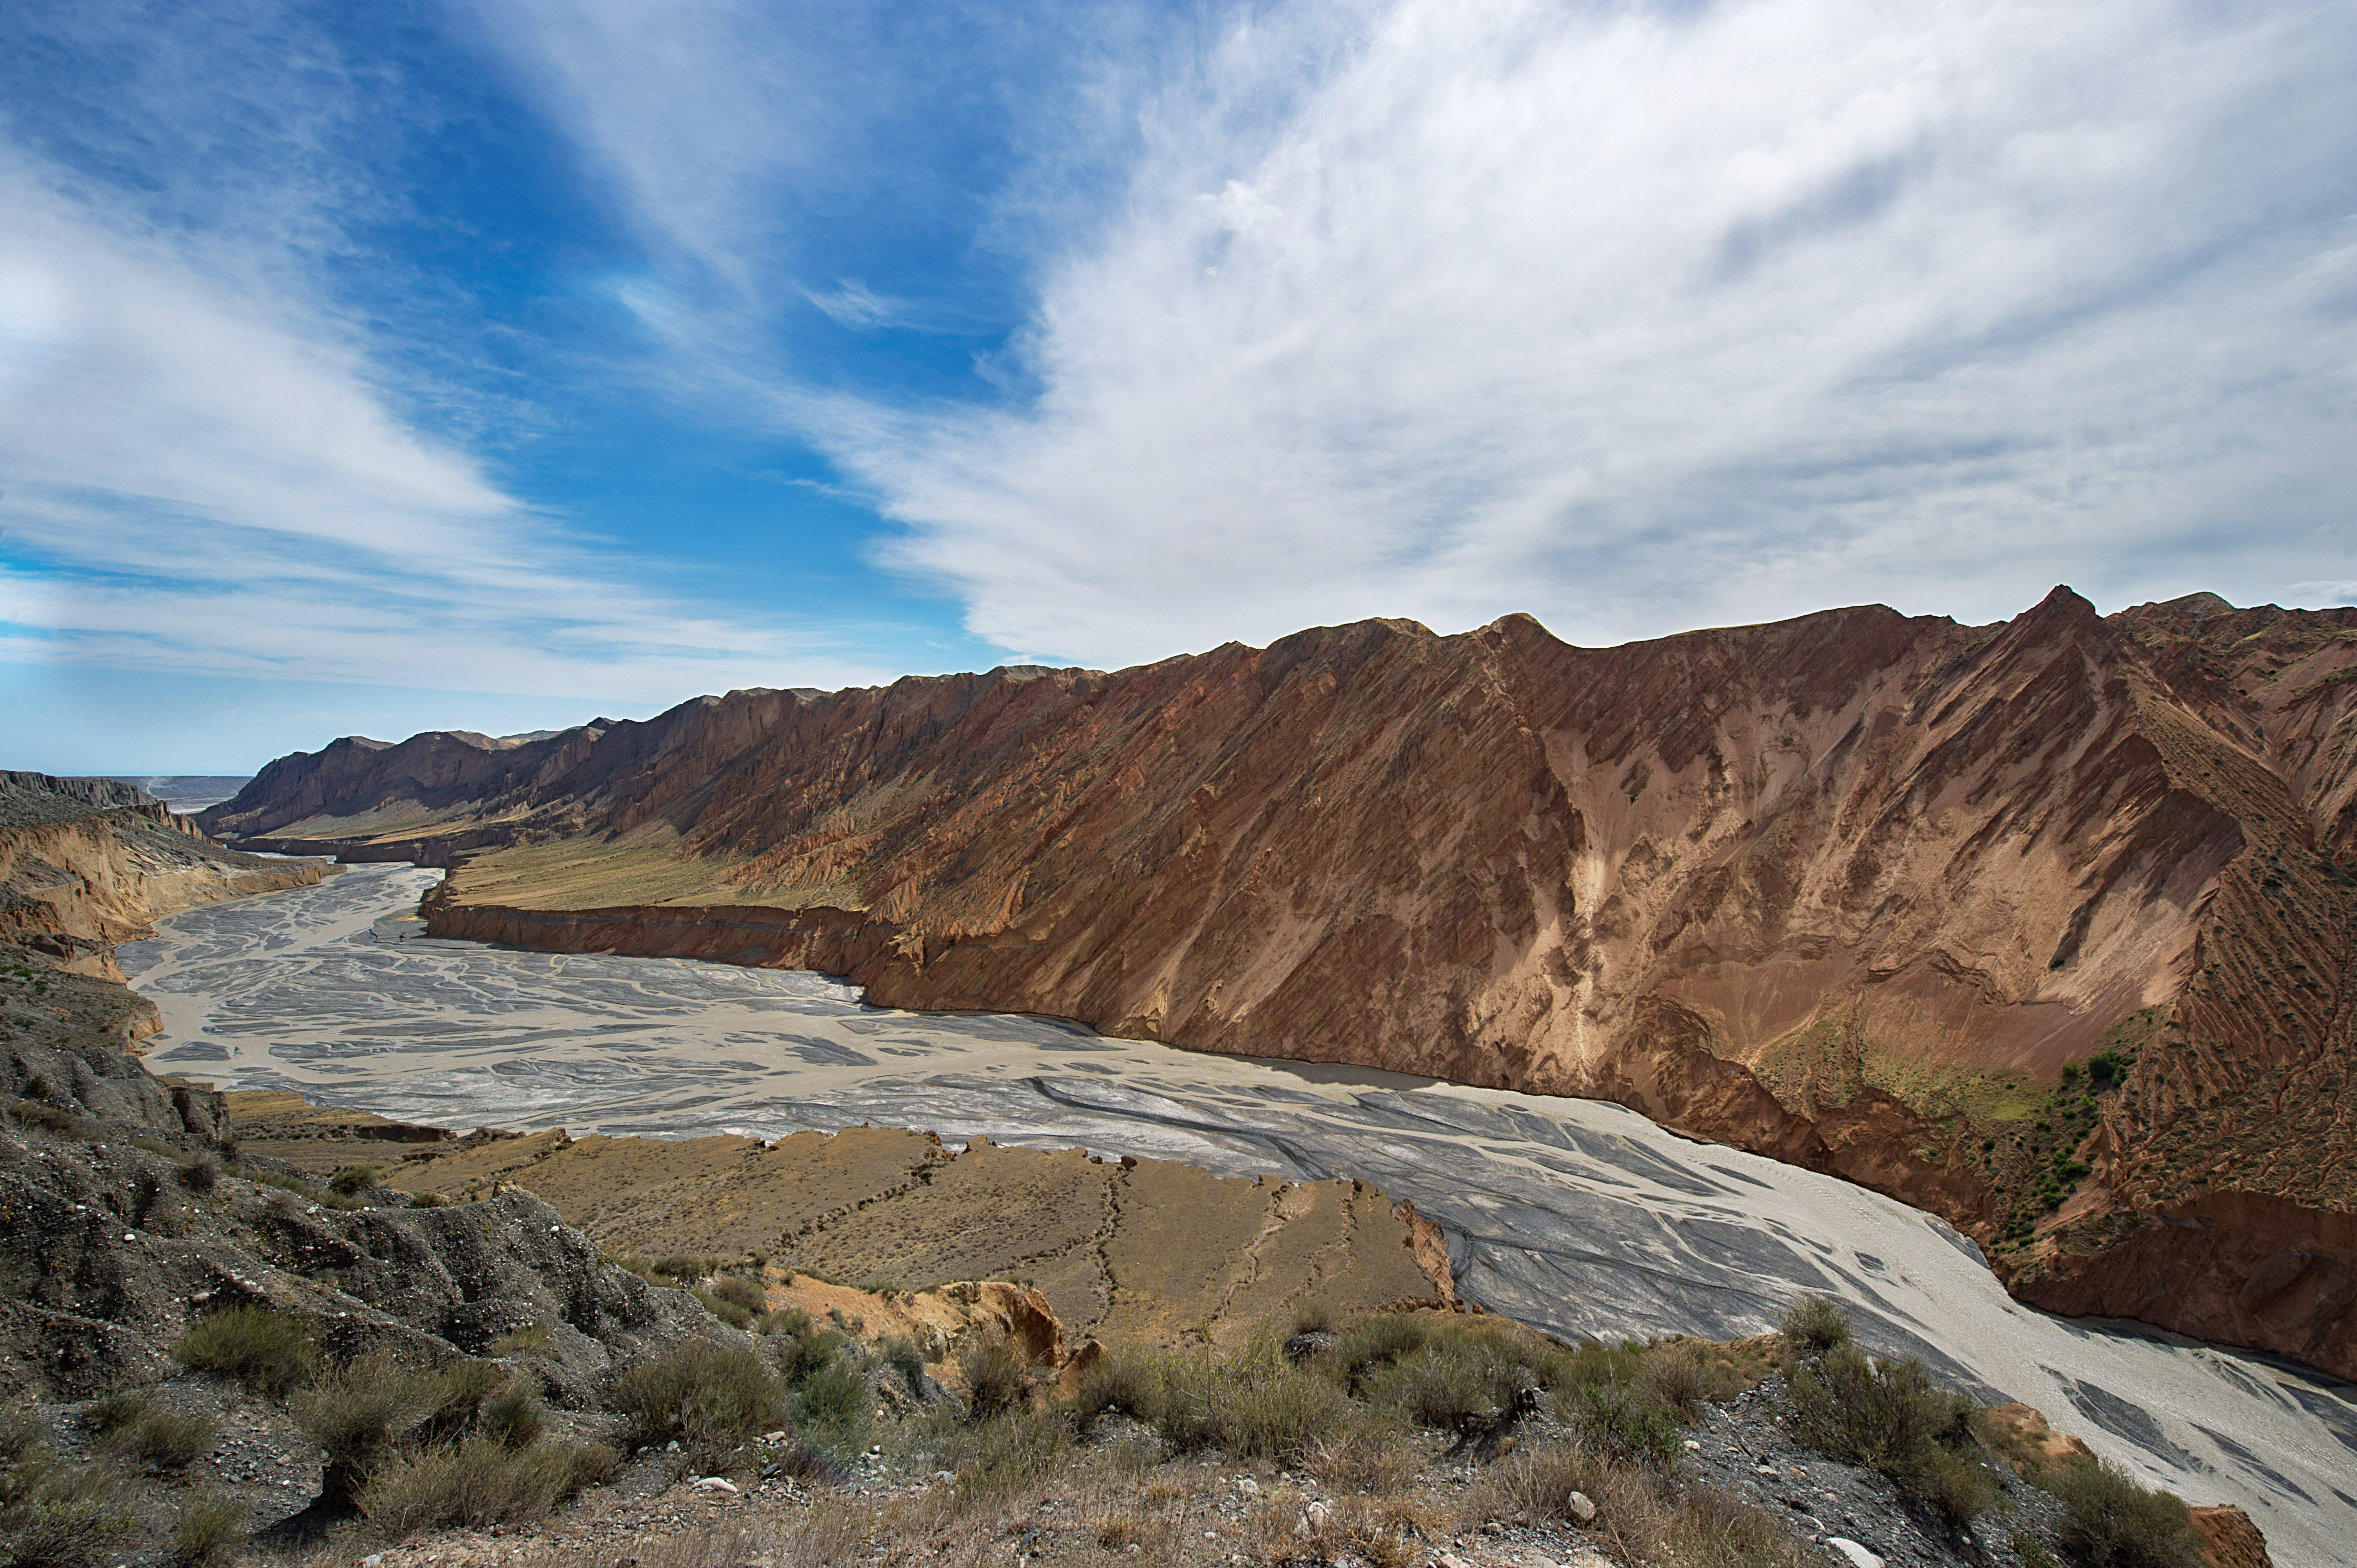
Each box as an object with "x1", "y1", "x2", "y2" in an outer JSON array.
[
  {"x1": 1565, "y1": 1490, "x2": 1597, "y2": 1525},
  {"x1": 1824, "y1": 1539, "x2": 1882, "y2": 1568}
]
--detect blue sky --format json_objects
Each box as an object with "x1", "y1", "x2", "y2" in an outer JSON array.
[{"x1": 3, "y1": 0, "x2": 2353, "y2": 773}]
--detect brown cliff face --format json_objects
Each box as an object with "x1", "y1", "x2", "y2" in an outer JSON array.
[{"x1": 217, "y1": 591, "x2": 2357, "y2": 1377}]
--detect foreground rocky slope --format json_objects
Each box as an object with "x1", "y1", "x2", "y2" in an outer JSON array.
[{"x1": 199, "y1": 591, "x2": 2357, "y2": 1379}]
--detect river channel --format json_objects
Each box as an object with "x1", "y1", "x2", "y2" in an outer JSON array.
[{"x1": 120, "y1": 864, "x2": 2357, "y2": 1564}]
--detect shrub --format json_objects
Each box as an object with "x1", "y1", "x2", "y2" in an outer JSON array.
[
  {"x1": 356, "y1": 1436, "x2": 615, "y2": 1538},
  {"x1": 1779, "y1": 1297, "x2": 1851, "y2": 1355},
  {"x1": 487, "y1": 1321, "x2": 550, "y2": 1356},
  {"x1": 1304, "y1": 1406, "x2": 1421, "y2": 1494},
  {"x1": 709, "y1": 1276, "x2": 768, "y2": 1314},
  {"x1": 613, "y1": 1342, "x2": 786, "y2": 1448},
  {"x1": 292, "y1": 1352, "x2": 435, "y2": 1503},
  {"x1": 651, "y1": 1255, "x2": 717, "y2": 1282},
  {"x1": 691, "y1": 1289, "x2": 755, "y2": 1330},
  {"x1": 1288, "y1": 1298, "x2": 1339, "y2": 1335},
  {"x1": 0, "y1": 1454, "x2": 135, "y2": 1568},
  {"x1": 1071, "y1": 1346, "x2": 1162, "y2": 1423},
  {"x1": 2047, "y1": 1456, "x2": 2205, "y2": 1568},
  {"x1": 328, "y1": 1165, "x2": 379, "y2": 1197},
  {"x1": 479, "y1": 1383, "x2": 545, "y2": 1450},
  {"x1": 171, "y1": 1494, "x2": 246, "y2": 1568},
  {"x1": 1159, "y1": 1336, "x2": 1351, "y2": 1462},
  {"x1": 1328, "y1": 1312, "x2": 1434, "y2": 1389},
  {"x1": 1784, "y1": 1345, "x2": 1994, "y2": 1521},
  {"x1": 1640, "y1": 1340, "x2": 1736, "y2": 1420},
  {"x1": 1459, "y1": 1441, "x2": 1613, "y2": 1526},
  {"x1": 1670, "y1": 1486, "x2": 1810, "y2": 1568},
  {"x1": 173, "y1": 1306, "x2": 318, "y2": 1396},
  {"x1": 874, "y1": 1334, "x2": 927, "y2": 1394},
  {"x1": 792, "y1": 1358, "x2": 872, "y2": 1453},
  {"x1": 939, "y1": 1406, "x2": 1071, "y2": 1505},
  {"x1": 1363, "y1": 1344, "x2": 1493, "y2": 1430},
  {"x1": 755, "y1": 1306, "x2": 813, "y2": 1339},
  {"x1": 90, "y1": 1397, "x2": 217, "y2": 1471},
  {"x1": 1565, "y1": 1379, "x2": 1681, "y2": 1465},
  {"x1": 177, "y1": 1156, "x2": 219, "y2": 1193},
  {"x1": 419, "y1": 1359, "x2": 508, "y2": 1442},
  {"x1": 960, "y1": 1334, "x2": 1035, "y2": 1421}
]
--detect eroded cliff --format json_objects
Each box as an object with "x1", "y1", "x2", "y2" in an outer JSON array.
[{"x1": 203, "y1": 591, "x2": 2357, "y2": 1377}]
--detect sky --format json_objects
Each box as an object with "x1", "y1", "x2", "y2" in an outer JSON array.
[{"x1": 2, "y1": 0, "x2": 2353, "y2": 774}]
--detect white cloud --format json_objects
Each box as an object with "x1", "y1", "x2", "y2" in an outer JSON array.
[
  {"x1": 801, "y1": 0, "x2": 2357, "y2": 661},
  {"x1": 0, "y1": 151, "x2": 883, "y2": 700}
]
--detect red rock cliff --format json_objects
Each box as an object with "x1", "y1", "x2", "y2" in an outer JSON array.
[{"x1": 218, "y1": 591, "x2": 2357, "y2": 1377}]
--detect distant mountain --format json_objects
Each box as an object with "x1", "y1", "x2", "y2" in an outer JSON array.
[{"x1": 203, "y1": 589, "x2": 2357, "y2": 1380}]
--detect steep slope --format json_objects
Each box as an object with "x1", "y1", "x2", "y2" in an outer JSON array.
[
  {"x1": 203, "y1": 591, "x2": 2357, "y2": 1376},
  {"x1": 3, "y1": 772, "x2": 323, "y2": 989}
]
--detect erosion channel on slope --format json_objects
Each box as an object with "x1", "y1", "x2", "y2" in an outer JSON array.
[{"x1": 124, "y1": 864, "x2": 2357, "y2": 1564}]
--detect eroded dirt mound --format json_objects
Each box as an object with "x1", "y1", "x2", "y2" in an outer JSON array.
[{"x1": 234, "y1": 1103, "x2": 1451, "y2": 1350}]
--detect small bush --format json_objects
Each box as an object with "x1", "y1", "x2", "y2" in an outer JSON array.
[
  {"x1": 487, "y1": 1321, "x2": 550, "y2": 1356},
  {"x1": 1545, "y1": 1338, "x2": 1648, "y2": 1395},
  {"x1": 1304, "y1": 1406, "x2": 1421, "y2": 1494},
  {"x1": 1363, "y1": 1344, "x2": 1494, "y2": 1430},
  {"x1": 960, "y1": 1334, "x2": 1035, "y2": 1421},
  {"x1": 356, "y1": 1436, "x2": 615, "y2": 1538},
  {"x1": 91, "y1": 1400, "x2": 217, "y2": 1471},
  {"x1": 419, "y1": 1359, "x2": 508, "y2": 1442},
  {"x1": 1780, "y1": 1296, "x2": 1851, "y2": 1354},
  {"x1": 1159, "y1": 1336, "x2": 1350, "y2": 1462},
  {"x1": 1565, "y1": 1380, "x2": 1680, "y2": 1465},
  {"x1": 0, "y1": 1455, "x2": 136, "y2": 1568},
  {"x1": 690, "y1": 1289, "x2": 755, "y2": 1330},
  {"x1": 177, "y1": 1156, "x2": 219, "y2": 1193},
  {"x1": 940, "y1": 1406, "x2": 1071, "y2": 1505},
  {"x1": 479, "y1": 1383, "x2": 545, "y2": 1450},
  {"x1": 1640, "y1": 1340, "x2": 1735, "y2": 1420},
  {"x1": 328, "y1": 1165, "x2": 379, "y2": 1197},
  {"x1": 1328, "y1": 1313, "x2": 1434, "y2": 1389},
  {"x1": 792, "y1": 1358, "x2": 871, "y2": 1453},
  {"x1": 1784, "y1": 1345, "x2": 1994, "y2": 1522},
  {"x1": 1071, "y1": 1345, "x2": 1161, "y2": 1423},
  {"x1": 755, "y1": 1306, "x2": 812, "y2": 1338},
  {"x1": 874, "y1": 1334, "x2": 927, "y2": 1393},
  {"x1": 173, "y1": 1306, "x2": 318, "y2": 1396},
  {"x1": 1288, "y1": 1298, "x2": 1339, "y2": 1335},
  {"x1": 1670, "y1": 1486, "x2": 1811, "y2": 1568},
  {"x1": 651, "y1": 1255, "x2": 717, "y2": 1282},
  {"x1": 709, "y1": 1276, "x2": 767, "y2": 1314},
  {"x1": 613, "y1": 1342, "x2": 787, "y2": 1447},
  {"x1": 292, "y1": 1352, "x2": 435, "y2": 1503},
  {"x1": 171, "y1": 1494, "x2": 246, "y2": 1568},
  {"x1": 1461, "y1": 1441, "x2": 1614, "y2": 1526},
  {"x1": 2047, "y1": 1456, "x2": 2205, "y2": 1568}
]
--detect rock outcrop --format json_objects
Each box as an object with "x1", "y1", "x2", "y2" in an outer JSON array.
[
  {"x1": 203, "y1": 591, "x2": 2357, "y2": 1379},
  {"x1": 2, "y1": 771, "x2": 323, "y2": 984}
]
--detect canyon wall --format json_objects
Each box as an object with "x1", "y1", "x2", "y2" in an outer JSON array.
[
  {"x1": 3, "y1": 771, "x2": 325, "y2": 986},
  {"x1": 206, "y1": 590, "x2": 2357, "y2": 1377}
]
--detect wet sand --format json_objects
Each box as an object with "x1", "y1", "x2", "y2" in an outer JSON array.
[{"x1": 122, "y1": 865, "x2": 2357, "y2": 1565}]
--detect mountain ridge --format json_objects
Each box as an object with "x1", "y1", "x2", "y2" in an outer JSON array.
[{"x1": 199, "y1": 589, "x2": 2357, "y2": 1378}]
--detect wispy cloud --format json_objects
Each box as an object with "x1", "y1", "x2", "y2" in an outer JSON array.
[
  {"x1": 495, "y1": 0, "x2": 2357, "y2": 663},
  {"x1": 0, "y1": 1, "x2": 895, "y2": 702},
  {"x1": 820, "y1": 0, "x2": 2357, "y2": 661}
]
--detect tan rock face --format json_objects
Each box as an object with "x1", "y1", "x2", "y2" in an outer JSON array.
[
  {"x1": 209, "y1": 590, "x2": 2357, "y2": 1378},
  {"x1": 2, "y1": 772, "x2": 323, "y2": 982}
]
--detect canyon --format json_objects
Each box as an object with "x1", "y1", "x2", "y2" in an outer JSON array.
[{"x1": 197, "y1": 590, "x2": 2357, "y2": 1385}]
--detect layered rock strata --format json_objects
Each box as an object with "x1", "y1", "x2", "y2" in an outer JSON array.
[
  {"x1": 2, "y1": 771, "x2": 323, "y2": 987},
  {"x1": 202, "y1": 591, "x2": 2357, "y2": 1378}
]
